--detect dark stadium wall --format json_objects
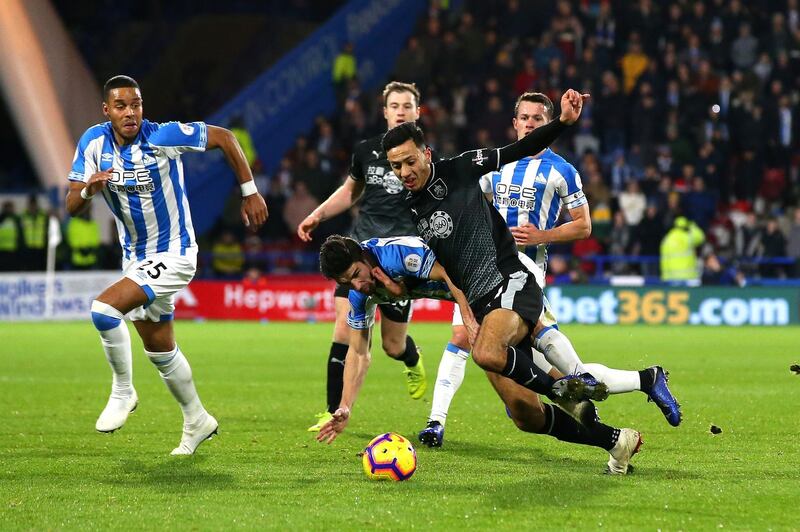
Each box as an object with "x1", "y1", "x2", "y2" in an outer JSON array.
[{"x1": 183, "y1": 0, "x2": 428, "y2": 235}]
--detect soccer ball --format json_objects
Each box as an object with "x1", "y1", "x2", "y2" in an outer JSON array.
[{"x1": 362, "y1": 432, "x2": 417, "y2": 481}]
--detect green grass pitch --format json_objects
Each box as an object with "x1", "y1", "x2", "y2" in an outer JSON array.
[{"x1": 1, "y1": 321, "x2": 798, "y2": 529}]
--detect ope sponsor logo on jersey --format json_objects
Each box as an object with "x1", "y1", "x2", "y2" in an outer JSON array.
[
  {"x1": 107, "y1": 169, "x2": 155, "y2": 194},
  {"x1": 494, "y1": 182, "x2": 536, "y2": 209}
]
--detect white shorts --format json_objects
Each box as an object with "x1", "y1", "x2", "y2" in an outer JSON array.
[
  {"x1": 451, "y1": 251, "x2": 557, "y2": 327},
  {"x1": 122, "y1": 251, "x2": 196, "y2": 322}
]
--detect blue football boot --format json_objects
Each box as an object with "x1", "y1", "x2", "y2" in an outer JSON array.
[
  {"x1": 551, "y1": 372, "x2": 610, "y2": 402},
  {"x1": 646, "y1": 366, "x2": 682, "y2": 426},
  {"x1": 418, "y1": 420, "x2": 444, "y2": 447}
]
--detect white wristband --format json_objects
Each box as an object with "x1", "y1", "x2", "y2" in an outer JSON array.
[
  {"x1": 240, "y1": 180, "x2": 258, "y2": 197},
  {"x1": 80, "y1": 187, "x2": 94, "y2": 200}
]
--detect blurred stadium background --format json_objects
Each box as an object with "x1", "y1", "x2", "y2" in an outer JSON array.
[{"x1": 1, "y1": 0, "x2": 799, "y2": 324}]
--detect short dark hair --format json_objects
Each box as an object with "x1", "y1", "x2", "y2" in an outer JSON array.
[
  {"x1": 103, "y1": 75, "x2": 140, "y2": 101},
  {"x1": 514, "y1": 92, "x2": 554, "y2": 120},
  {"x1": 382, "y1": 121, "x2": 425, "y2": 153},
  {"x1": 382, "y1": 81, "x2": 420, "y2": 107},
  {"x1": 319, "y1": 235, "x2": 364, "y2": 280}
]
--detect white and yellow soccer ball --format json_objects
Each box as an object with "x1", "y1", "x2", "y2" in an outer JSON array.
[{"x1": 362, "y1": 432, "x2": 417, "y2": 481}]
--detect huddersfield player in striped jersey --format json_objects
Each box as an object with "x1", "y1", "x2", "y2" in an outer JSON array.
[
  {"x1": 66, "y1": 75, "x2": 267, "y2": 455},
  {"x1": 419, "y1": 93, "x2": 680, "y2": 449}
]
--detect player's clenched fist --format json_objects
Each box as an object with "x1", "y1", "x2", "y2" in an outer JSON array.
[{"x1": 559, "y1": 89, "x2": 590, "y2": 125}]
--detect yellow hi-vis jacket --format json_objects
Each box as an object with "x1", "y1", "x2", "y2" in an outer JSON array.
[
  {"x1": 660, "y1": 219, "x2": 705, "y2": 281},
  {"x1": 21, "y1": 210, "x2": 47, "y2": 249},
  {"x1": 66, "y1": 217, "x2": 101, "y2": 268},
  {"x1": 0, "y1": 216, "x2": 20, "y2": 252}
]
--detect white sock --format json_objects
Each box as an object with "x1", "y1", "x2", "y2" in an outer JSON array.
[
  {"x1": 534, "y1": 326, "x2": 589, "y2": 375},
  {"x1": 91, "y1": 301, "x2": 133, "y2": 398},
  {"x1": 584, "y1": 363, "x2": 641, "y2": 394},
  {"x1": 428, "y1": 343, "x2": 469, "y2": 425},
  {"x1": 146, "y1": 346, "x2": 205, "y2": 425},
  {"x1": 530, "y1": 348, "x2": 553, "y2": 374}
]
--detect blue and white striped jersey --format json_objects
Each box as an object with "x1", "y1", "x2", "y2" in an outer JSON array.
[
  {"x1": 68, "y1": 119, "x2": 207, "y2": 260},
  {"x1": 347, "y1": 236, "x2": 453, "y2": 330},
  {"x1": 479, "y1": 148, "x2": 586, "y2": 268}
]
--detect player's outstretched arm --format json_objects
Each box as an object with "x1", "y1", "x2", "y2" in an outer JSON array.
[
  {"x1": 206, "y1": 125, "x2": 268, "y2": 231},
  {"x1": 297, "y1": 177, "x2": 365, "y2": 242},
  {"x1": 317, "y1": 327, "x2": 372, "y2": 444},
  {"x1": 65, "y1": 170, "x2": 113, "y2": 216}
]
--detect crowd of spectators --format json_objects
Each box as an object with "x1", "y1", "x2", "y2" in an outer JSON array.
[
  {"x1": 210, "y1": 0, "x2": 799, "y2": 283},
  {"x1": 5, "y1": 0, "x2": 800, "y2": 284}
]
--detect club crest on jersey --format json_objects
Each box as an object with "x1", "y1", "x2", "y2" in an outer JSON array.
[
  {"x1": 428, "y1": 178, "x2": 448, "y2": 200},
  {"x1": 430, "y1": 211, "x2": 454, "y2": 238},
  {"x1": 141, "y1": 154, "x2": 157, "y2": 166}
]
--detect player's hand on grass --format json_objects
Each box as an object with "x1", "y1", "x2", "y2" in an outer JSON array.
[
  {"x1": 297, "y1": 212, "x2": 321, "y2": 242},
  {"x1": 559, "y1": 89, "x2": 590, "y2": 125},
  {"x1": 510, "y1": 223, "x2": 547, "y2": 246},
  {"x1": 85, "y1": 169, "x2": 114, "y2": 196},
  {"x1": 317, "y1": 407, "x2": 350, "y2": 444},
  {"x1": 241, "y1": 192, "x2": 268, "y2": 231},
  {"x1": 371, "y1": 267, "x2": 407, "y2": 298}
]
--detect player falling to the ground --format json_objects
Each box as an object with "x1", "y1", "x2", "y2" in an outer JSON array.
[
  {"x1": 297, "y1": 82, "x2": 428, "y2": 432},
  {"x1": 376, "y1": 89, "x2": 642, "y2": 473},
  {"x1": 65, "y1": 75, "x2": 268, "y2": 455},
  {"x1": 316, "y1": 234, "x2": 639, "y2": 474},
  {"x1": 419, "y1": 92, "x2": 681, "y2": 448}
]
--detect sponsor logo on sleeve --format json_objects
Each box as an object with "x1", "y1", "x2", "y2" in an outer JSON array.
[
  {"x1": 404, "y1": 254, "x2": 422, "y2": 273},
  {"x1": 472, "y1": 149, "x2": 487, "y2": 166},
  {"x1": 179, "y1": 123, "x2": 195, "y2": 136}
]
